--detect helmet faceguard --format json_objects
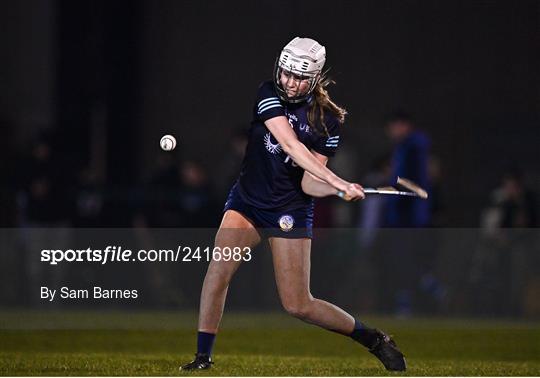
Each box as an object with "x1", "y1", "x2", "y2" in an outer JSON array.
[{"x1": 273, "y1": 37, "x2": 326, "y2": 103}]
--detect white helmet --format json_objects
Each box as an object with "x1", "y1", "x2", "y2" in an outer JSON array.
[{"x1": 274, "y1": 37, "x2": 326, "y2": 103}]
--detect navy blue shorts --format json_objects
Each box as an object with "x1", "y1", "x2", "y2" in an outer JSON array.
[{"x1": 223, "y1": 185, "x2": 313, "y2": 239}]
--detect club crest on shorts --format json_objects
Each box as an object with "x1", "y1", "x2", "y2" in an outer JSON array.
[{"x1": 278, "y1": 214, "x2": 294, "y2": 232}]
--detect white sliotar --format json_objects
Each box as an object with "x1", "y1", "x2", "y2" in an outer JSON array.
[{"x1": 160, "y1": 135, "x2": 176, "y2": 151}]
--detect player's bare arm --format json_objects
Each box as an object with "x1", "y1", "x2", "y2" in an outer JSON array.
[
  {"x1": 300, "y1": 151, "x2": 364, "y2": 199},
  {"x1": 265, "y1": 116, "x2": 364, "y2": 200}
]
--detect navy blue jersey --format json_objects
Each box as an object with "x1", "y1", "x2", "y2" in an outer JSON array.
[{"x1": 236, "y1": 81, "x2": 341, "y2": 210}]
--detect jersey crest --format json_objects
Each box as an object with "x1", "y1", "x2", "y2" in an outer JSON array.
[{"x1": 263, "y1": 132, "x2": 282, "y2": 154}]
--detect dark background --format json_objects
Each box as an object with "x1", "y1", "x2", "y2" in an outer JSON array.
[{"x1": 1, "y1": 0, "x2": 539, "y2": 227}]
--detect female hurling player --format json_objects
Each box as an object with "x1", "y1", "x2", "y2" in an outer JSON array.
[{"x1": 181, "y1": 37, "x2": 406, "y2": 372}]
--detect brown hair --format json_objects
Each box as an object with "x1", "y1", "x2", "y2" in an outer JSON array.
[{"x1": 307, "y1": 75, "x2": 347, "y2": 137}]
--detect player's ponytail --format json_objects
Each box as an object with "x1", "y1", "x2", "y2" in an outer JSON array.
[{"x1": 307, "y1": 75, "x2": 347, "y2": 137}]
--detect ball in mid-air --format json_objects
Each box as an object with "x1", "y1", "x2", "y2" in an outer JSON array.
[{"x1": 160, "y1": 135, "x2": 176, "y2": 151}]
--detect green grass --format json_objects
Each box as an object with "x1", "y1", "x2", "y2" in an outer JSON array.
[{"x1": 0, "y1": 311, "x2": 539, "y2": 376}]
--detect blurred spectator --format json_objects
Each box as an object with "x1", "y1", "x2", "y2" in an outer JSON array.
[
  {"x1": 384, "y1": 110, "x2": 431, "y2": 227},
  {"x1": 132, "y1": 157, "x2": 220, "y2": 305},
  {"x1": 131, "y1": 155, "x2": 183, "y2": 306},
  {"x1": 470, "y1": 168, "x2": 538, "y2": 316},
  {"x1": 178, "y1": 160, "x2": 220, "y2": 227},
  {"x1": 377, "y1": 111, "x2": 443, "y2": 316},
  {"x1": 71, "y1": 167, "x2": 104, "y2": 227},
  {"x1": 138, "y1": 156, "x2": 220, "y2": 228},
  {"x1": 214, "y1": 127, "x2": 248, "y2": 197},
  {"x1": 481, "y1": 169, "x2": 537, "y2": 230},
  {"x1": 16, "y1": 133, "x2": 72, "y2": 226},
  {"x1": 138, "y1": 154, "x2": 183, "y2": 227},
  {"x1": 16, "y1": 131, "x2": 71, "y2": 305}
]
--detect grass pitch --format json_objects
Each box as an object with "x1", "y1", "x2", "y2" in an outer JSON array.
[{"x1": 0, "y1": 311, "x2": 539, "y2": 376}]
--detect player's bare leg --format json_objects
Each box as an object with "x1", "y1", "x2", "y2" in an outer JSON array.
[
  {"x1": 270, "y1": 237, "x2": 406, "y2": 371},
  {"x1": 270, "y1": 237, "x2": 355, "y2": 333},
  {"x1": 182, "y1": 210, "x2": 261, "y2": 370},
  {"x1": 199, "y1": 210, "x2": 261, "y2": 332}
]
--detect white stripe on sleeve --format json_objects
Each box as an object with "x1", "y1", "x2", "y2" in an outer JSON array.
[{"x1": 258, "y1": 103, "x2": 283, "y2": 114}]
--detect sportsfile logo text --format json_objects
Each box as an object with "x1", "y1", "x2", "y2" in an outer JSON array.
[{"x1": 40, "y1": 246, "x2": 252, "y2": 265}]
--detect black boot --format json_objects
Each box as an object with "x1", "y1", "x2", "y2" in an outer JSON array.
[
  {"x1": 369, "y1": 330, "x2": 406, "y2": 371},
  {"x1": 180, "y1": 353, "x2": 213, "y2": 370}
]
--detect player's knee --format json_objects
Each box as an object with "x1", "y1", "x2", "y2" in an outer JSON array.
[{"x1": 281, "y1": 298, "x2": 312, "y2": 319}]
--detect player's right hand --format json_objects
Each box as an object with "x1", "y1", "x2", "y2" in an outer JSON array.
[{"x1": 334, "y1": 181, "x2": 365, "y2": 201}]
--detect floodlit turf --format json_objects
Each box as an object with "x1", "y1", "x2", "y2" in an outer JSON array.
[{"x1": 0, "y1": 311, "x2": 539, "y2": 376}]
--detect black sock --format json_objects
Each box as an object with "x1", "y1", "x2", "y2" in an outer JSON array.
[
  {"x1": 349, "y1": 319, "x2": 379, "y2": 349},
  {"x1": 197, "y1": 331, "x2": 216, "y2": 356}
]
